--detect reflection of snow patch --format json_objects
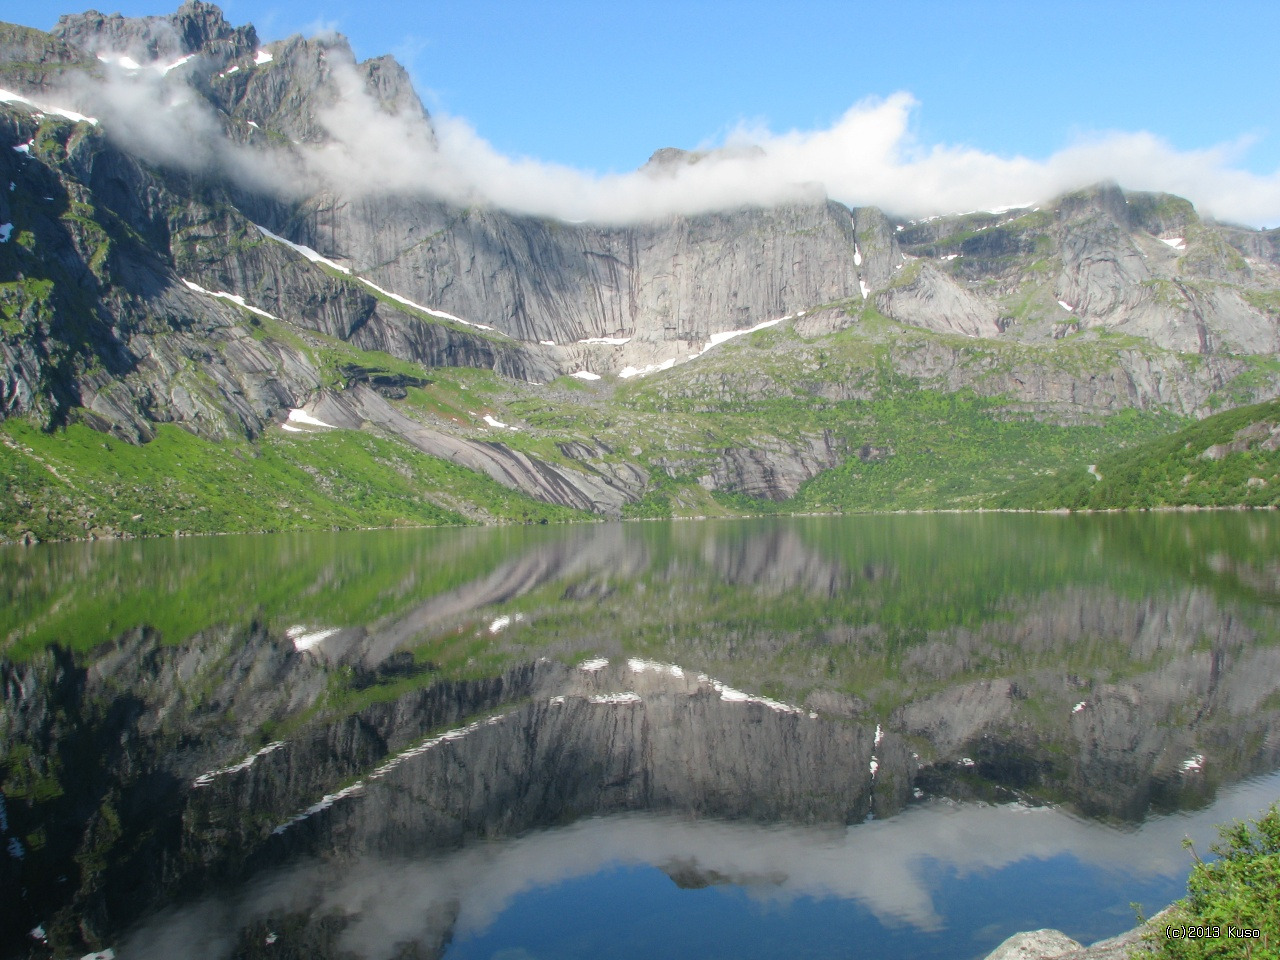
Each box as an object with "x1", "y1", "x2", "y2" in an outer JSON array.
[
  {"x1": 193, "y1": 741, "x2": 286, "y2": 788},
  {"x1": 1072, "y1": 701, "x2": 1088, "y2": 714},
  {"x1": 81, "y1": 951, "x2": 115, "y2": 960},
  {"x1": 590, "y1": 692, "x2": 642, "y2": 704},
  {"x1": 706, "y1": 677, "x2": 805, "y2": 715},
  {"x1": 488, "y1": 613, "x2": 525, "y2": 634},
  {"x1": 549, "y1": 696, "x2": 566, "y2": 705},
  {"x1": 578, "y1": 658, "x2": 609, "y2": 672},
  {"x1": 274, "y1": 714, "x2": 509, "y2": 834},
  {"x1": 627, "y1": 658, "x2": 684, "y2": 678},
  {"x1": 0, "y1": 223, "x2": 11, "y2": 243},
  {"x1": 287, "y1": 625, "x2": 340, "y2": 651},
  {"x1": 959, "y1": 757, "x2": 975, "y2": 767},
  {"x1": 869, "y1": 758, "x2": 879, "y2": 778},
  {"x1": 1181, "y1": 754, "x2": 1205, "y2": 772},
  {"x1": 875, "y1": 724, "x2": 884, "y2": 747}
]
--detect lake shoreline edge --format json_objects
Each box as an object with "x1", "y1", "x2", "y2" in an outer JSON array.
[{"x1": 984, "y1": 909, "x2": 1171, "y2": 960}]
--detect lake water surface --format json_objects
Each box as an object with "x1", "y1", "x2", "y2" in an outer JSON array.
[{"x1": 2, "y1": 513, "x2": 1278, "y2": 959}]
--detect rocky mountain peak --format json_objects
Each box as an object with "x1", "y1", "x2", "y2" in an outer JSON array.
[
  {"x1": 0, "y1": 22, "x2": 93, "y2": 93},
  {"x1": 642, "y1": 147, "x2": 708, "y2": 172},
  {"x1": 641, "y1": 143, "x2": 768, "y2": 175},
  {"x1": 52, "y1": 0, "x2": 258, "y2": 63},
  {"x1": 360, "y1": 53, "x2": 430, "y2": 123},
  {"x1": 1053, "y1": 180, "x2": 1131, "y2": 226}
]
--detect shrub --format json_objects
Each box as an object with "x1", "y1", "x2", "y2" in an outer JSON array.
[{"x1": 1143, "y1": 803, "x2": 1280, "y2": 958}]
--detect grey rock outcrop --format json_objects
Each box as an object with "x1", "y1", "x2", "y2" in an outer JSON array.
[
  {"x1": 305, "y1": 196, "x2": 869, "y2": 346},
  {"x1": 307, "y1": 385, "x2": 642, "y2": 515},
  {"x1": 696, "y1": 431, "x2": 845, "y2": 500},
  {"x1": 985, "y1": 930, "x2": 1085, "y2": 960},
  {"x1": 0, "y1": 21, "x2": 93, "y2": 93},
  {"x1": 877, "y1": 262, "x2": 1003, "y2": 338},
  {"x1": 984, "y1": 917, "x2": 1161, "y2": 960},
  {"x1": 53, "y1": 0, "x2": 259, "y2": 65}
]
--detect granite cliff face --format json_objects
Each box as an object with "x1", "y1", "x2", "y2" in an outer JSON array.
[{"x1": 2, "y1": 3, "x2": 1280, "y2": 524}]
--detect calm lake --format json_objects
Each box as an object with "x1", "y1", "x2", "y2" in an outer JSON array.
[{"x1": 2, "y1": 513, "x2": 1279, "y2": 960}]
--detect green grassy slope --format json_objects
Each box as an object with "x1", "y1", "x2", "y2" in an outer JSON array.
[
  {"x1": 4, "y1": 299, "x2": 1276, "y2": 540},
  {"x1": 991, "y1": 399, "x2": 1280, "y2": 510},
  {"x1": 0, "y1": 419, "x2": 583, "y2": 543}
]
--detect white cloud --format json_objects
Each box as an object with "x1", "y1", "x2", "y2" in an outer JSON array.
[
  {"x1": 54, "y1": 52, "x2": 1280, "y2": 227},
  {"x1": 306, "y1": 75, "x2": 1280, "y2": 226}
]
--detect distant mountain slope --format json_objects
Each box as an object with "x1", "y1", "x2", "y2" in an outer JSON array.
[
  {"x1": 1, "y1": 3, "x2": 1279, "y2": 536},
  {"x1": 992, "y1": 399, "x2": 1280, "y2": 510}
]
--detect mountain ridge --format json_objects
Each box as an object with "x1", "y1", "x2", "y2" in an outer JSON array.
[{"x1": 2, "y1": 3, "x2": 1279, "y2": 537}]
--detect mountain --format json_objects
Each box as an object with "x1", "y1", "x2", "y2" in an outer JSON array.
[
  {"x1": 2, "y1": 2, "x2": 1279, "y2": 540},
  {"x1": 994, "y1": 397, "x2": 1280, "y2": 510}
]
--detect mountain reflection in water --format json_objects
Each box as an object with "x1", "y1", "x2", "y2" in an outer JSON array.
[
  {"x1": 1, "y1": 513, "x2": 1278, "y2": 959},
  {"x1": 119, "y1": 771, "x2": 1280, "y2": 960}
]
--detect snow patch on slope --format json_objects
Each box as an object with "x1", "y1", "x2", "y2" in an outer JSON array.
[
  {"x1": 287, "y1": 408, "x2": 336, "y2": 429},
  {"x1": 252, "y1": 224, "x2": 496, "y2": 331},
  {"x1": 181, "y1": 278, "x2": 278, "y2": 319},
  {"x1": 0, "y1": 87, "x2": 98, "y2": 125}
]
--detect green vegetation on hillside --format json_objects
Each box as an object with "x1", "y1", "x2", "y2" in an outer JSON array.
[
  {"x1": 992, "y1": 400, "x2": 1280, "y2": 510},
  {"x1": 0, "y1": 418, "x2": 583, "y2": 543},
  {"x1": 1141, "y1": 804, "x2": 1280, "y2": 959},
  {"x1": 594, "y1": 315, "x2": 1186, "y2": 514},
  {"x1": 4, "y1": 280, "x2": 1277, "y2": 539}
]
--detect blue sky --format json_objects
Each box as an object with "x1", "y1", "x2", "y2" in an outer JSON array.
[{"x1": 20, "y1": 0, "x2": 1280, "y2": 223}]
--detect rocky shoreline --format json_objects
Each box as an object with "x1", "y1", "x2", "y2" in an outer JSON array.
[{"x1": 984, "y1": 911, "x2": 1168, "y2": 960}]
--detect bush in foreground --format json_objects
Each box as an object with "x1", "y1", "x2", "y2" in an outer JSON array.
[{"x1": 1142, "y1": 803, "x2": 1280, "y2": 958}]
